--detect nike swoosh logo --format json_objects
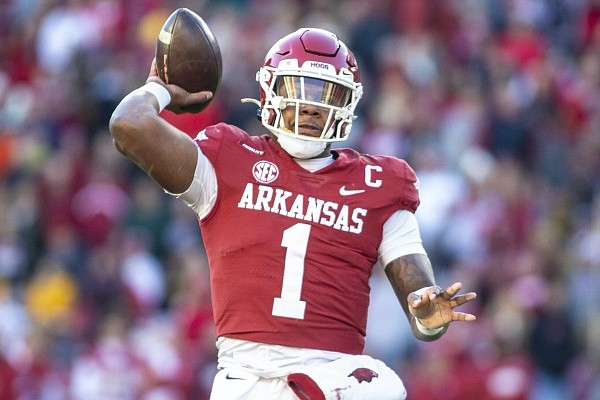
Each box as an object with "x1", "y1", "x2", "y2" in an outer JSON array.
[
  {"x1": 225, "y1": 373, "x2": 245, "y2": 380},
  {"x1": 339, "y1": 186, "x2": 366, "y2": 196}
]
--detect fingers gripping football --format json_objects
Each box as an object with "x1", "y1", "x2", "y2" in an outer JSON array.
[
  {"x1": 408, "y1": 282, "x2": 477, "y2": 329},
  {"x1": 147, "y1": 58, "x2": 213, "y2": 114}
]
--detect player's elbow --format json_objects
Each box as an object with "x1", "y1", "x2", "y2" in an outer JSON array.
[
  {"x1": 109, "y1": 113, "x2": 134, "y2": 155},
  {"x1": 109, "y1": 111, "x2": 153, "y2": 157}
]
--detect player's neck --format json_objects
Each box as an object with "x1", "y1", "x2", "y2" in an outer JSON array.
[{"x1": 294, "y1": 155, "x2": 334, "y2": 172}]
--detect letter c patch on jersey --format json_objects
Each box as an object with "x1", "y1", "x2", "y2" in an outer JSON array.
[{"x1": 253, "y1": 161, "x2": 279, "y2": 184}]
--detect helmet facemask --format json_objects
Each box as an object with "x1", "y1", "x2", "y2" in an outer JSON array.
[{"x1": 257, "y1": 59, "x2": 363, "y2": 143}]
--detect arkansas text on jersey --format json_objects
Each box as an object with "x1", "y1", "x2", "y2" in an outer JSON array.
[{"x1": 237, "y1": 182, "x2": 367, "y2": 234}]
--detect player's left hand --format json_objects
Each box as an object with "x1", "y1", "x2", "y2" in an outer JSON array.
[{"x1": 408, "y1": 282, "x2": 477, "y2": 329}]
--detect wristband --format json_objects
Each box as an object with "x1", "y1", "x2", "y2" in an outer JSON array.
[
  {"x1": 413, "y1": 285, "x2": 441, "y2": 297},
  {"x1": 415, "y1": 317, "x2": 444, "y2": 336},
  {"x1": 142, "y1": 82, "x2": 171, "y2": 112}
]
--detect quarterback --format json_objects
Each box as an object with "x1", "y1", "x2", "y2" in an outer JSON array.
[{"x1": 110, "y1": 28, "x2": 477, "y2": 400}]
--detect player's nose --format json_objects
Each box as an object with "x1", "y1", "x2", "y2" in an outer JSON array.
[{"x1": 299, "y1": 104, "x2": 324, "y2": 117}]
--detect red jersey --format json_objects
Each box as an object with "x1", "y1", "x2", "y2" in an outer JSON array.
[{"x1": 197, "y1": 123, "x2": 420, "y2": 355}]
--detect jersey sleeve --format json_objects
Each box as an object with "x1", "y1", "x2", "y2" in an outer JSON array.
[
  {"x1": 378, "y1": 210, "x2": 427, "y2": 268},
  {"x1": 162, "y1": 129, "x2": 219, "y2": 219},
  {"x1": 196, "y1": 122, "x2": 228, "y2": 162},
  {"x1": 400, "y1": 161, "x2": 420, "y2": 213}
]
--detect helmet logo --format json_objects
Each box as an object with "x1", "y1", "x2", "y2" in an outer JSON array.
[
  {"x1": 278, "y1": 59, "x2": 298, "y2": 69},
  {"x1": 301, "y1": 60, "x2": 335, "y2": 74},
  {"x1": 309, "y1": 62, "x2": 329, "y2": 69},
  {"x1": 252, "y1": 161, "x2": 279, "y2": 184}
]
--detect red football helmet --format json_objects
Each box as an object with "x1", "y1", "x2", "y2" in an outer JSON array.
[{"x1": 245, "y1": 28, "x2": 363, "y2": 142}]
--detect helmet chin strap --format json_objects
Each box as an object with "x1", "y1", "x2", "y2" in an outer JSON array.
[{"x1": 277, "y1": 134, "x2": 327, "y2": 159}]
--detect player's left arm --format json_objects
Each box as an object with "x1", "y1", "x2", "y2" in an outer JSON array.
[{"x1": 384, "y1": 254, "x2": 477, "y2": 342}]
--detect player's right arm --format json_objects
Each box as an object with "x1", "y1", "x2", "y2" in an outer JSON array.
[{"x1": 109, "y1": 58, "x2": 212, "y2": 194}]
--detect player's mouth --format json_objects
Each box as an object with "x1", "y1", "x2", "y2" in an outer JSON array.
[{"x1": 296, "y1": 123, "x2": 322, "y2": 137}]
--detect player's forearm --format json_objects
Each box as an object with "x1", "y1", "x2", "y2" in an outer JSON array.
[
  {"x1": 384, "y1": 254, "x2": 444, "y2": 341},
  {"x1": 384, "y1": 254, "x2": 436, "y2": 304}
]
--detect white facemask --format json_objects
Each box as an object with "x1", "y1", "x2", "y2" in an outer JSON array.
[{"x1": 277, "y1": 134, "x2": 327, "y2": 159}]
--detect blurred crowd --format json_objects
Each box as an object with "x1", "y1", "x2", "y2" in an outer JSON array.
[{"x1": 0, "y1": 0, "x2": 599, "y2": 399}]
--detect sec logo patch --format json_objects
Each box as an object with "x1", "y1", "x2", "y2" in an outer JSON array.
[{"x1": 252, "y1": 161, "x2": 279, "y2": 184}]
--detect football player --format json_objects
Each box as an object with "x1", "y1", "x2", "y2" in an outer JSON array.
[{"x1": 110, "y1": 28, "x2": 477, "y2": 400}]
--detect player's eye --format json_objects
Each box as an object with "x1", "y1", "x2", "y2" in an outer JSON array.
[{"x1": 274, "y1": 76, "x2": 350, "y2": 108}]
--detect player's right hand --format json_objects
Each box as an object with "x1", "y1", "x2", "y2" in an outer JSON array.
[{"x1": 147, "y1": 58, "x2": 212, "y2": 114}]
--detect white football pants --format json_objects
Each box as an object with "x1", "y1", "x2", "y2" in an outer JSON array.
[{"x1": 210, "y1": 353, "x2": 406, "y2": 400}]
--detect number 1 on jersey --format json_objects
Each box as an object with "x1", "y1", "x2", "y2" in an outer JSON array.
[{"x1": 272, "y1": 223, "x2": 310, "y2": 319}]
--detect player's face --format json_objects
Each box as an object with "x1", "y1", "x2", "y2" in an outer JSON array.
[
  {"x1": 275, "y1": 76, "x2": 349, "y2": 139},
  {"x1": 281, "y1": 103, "x2": 332, "y2": 138}
]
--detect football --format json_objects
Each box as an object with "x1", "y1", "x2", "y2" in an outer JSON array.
[{"x1": 156, "y1": 8, "x2": 222, "y2": 113}]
